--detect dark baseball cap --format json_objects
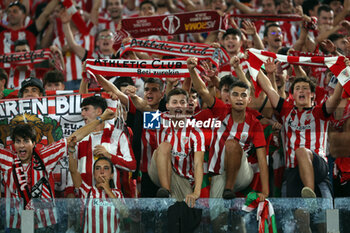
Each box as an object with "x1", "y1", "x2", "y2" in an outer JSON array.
[
  {"x1": 8, "y1": 1, "x2": 27, "y2": 14},
  {"x1": 19, "y1": 77, "x2": 45, "y2": 97}
]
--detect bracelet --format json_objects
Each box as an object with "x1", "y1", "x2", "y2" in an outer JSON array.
[
  {"x1": 68, "y1": 147, "x2": 76, "y2": 153},
  {"x1": 96, "y1": 116, "x2": 103, "y2": 124}
]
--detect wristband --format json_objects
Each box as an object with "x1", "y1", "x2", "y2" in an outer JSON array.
[
  {"x1": 247, "y1": 35, "x2": 253, "y2": 40},
  {"x1": 96, "y1": 116, "x2": 103, "y2": 124},
  {"x1": 68, "y1": 147, "x2": 76, "y2": 153}
]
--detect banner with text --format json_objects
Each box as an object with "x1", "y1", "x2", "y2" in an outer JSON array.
[
  {"x1": 0, "y1": 93, "x2": 118, "y2": 148},
  {"x1": 122, "y1": 10, "x2": 226, "y2": 38}
]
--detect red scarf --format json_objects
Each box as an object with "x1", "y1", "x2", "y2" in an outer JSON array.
[
  {"x1": 0, "y1": 49, "x2": 53, "y2": 68},
  {"x1": 122, "y1": 10, "x2": 227, "y2": 38}
]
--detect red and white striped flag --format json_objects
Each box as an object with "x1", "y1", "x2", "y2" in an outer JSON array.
[{"x1": 247, "y1": 48, "x2": 350, "y2": 97}]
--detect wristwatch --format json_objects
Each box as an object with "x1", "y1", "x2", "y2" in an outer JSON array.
[{"x1": 96, "y1": 116, "x2": 103, "y2": 123}]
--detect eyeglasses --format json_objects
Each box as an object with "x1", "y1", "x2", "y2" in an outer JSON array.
[
  {"x1": 99, "y1": 35, "x2": 113, "y2": 40},
  {"x1": 270, "y1": 31, "x2": 282, "y2": 36}
]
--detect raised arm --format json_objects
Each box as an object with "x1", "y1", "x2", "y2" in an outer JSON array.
[
  {"x1": 231, "y1": 56, "x2": 251, "y2": 87},
  {"x1": 95, "y1": 74, "x2": 129, "y2": 106},
  {"x1": 35, "y1": 0, "x2": 59, "y2": 32},
  {"x1": 325, "y1": 81, "x2": 343, "y2": 115},
  {"x1": 68, "y1": 109, "x2": 116, "y2": 142},
  {"x1": 68, "y1": 136, "x2": 82, "y2": 188},
  {"x1": 187, "y1": 57, "x2": 215, "y2": 107},
  {"x1": 60, "y1": 10, "x2": 86, "y2": 60},
  {"x1": 90, "y1": 0, "x2": 102, "y2": 26},
  {"x1": 257, "y1": 70, "x2": 280, "y2": 108}
]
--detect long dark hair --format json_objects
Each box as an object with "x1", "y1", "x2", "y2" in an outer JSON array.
[{"x1": 93, "y1": 157, "x2": 115, "y2": 188}]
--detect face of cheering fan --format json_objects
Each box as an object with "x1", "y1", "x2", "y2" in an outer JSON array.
[
  {"x1": 166, "y1": 94, "x2": 188, "y2": 119},
  {"x1": 143, "y1": 83, "x2": 164, "y2": 107},
  {"x1": 7, "y1": 5, "x2": 25, "y2": 27},
  {"x1": 81, "y1": 105, "x2": 103, "y2": 124},
  {"x1": 96, "y1": 30, "x2": 115, "y2": 54},
  {"x1": 229, "y1": 86, "x2": 251, "y2": 112},
  {"x1": 292, "y1": 81, "x2": 313, "y2": 108},
  {"x1": 22, "y1": 86, "x2": 43, "y2": 98},
  {"x1": 140, "y1": 3, "x2": 156, "y2": 16},
  {"x1": 14, "y1": 136, "x2": 35, "y2": 164},
  {"x1": 107, "y1": 0, "x2": 123, "y2": 20}
]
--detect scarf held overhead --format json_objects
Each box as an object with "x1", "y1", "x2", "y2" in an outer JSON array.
[
  {"x1": 120, "y1": 38, "x2": 230, "y2": 68},
  {"x1": 85, "y1": 59, "x2": 190, "y2": 78},
  {"x1": 121, "y1": 10, "x2": 227, "y2": 38},
  {"x1": 247, "y1": 48, "x2": 350, "y2": 97},
  {"x1": 0, "y1": 49, "x2": 53, "y2": 67}
]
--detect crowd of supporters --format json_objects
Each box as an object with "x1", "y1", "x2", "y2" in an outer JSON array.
[{"x1": 1, "y1": 0, "x2": 350, "y2": 232}]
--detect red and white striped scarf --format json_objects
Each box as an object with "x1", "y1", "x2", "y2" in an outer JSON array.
[
  {"x1": 62, "y1": 0, "x2": 89, "y2": 35},
  {"x1": 0, "y1": 49, "x2": 52, "y2": 68},
  {"x1": 120, "y1": 38, "x2": 230, "y2": 68},
  {"x1": 247, "y1": 48, "x2": 350, "y2": 97},
  {"x1": 12, "y1": 150, "x2": 53, "y2": 209},
  {"x1": 85, "y1": 58, "x2": 190, "y2": 78}
]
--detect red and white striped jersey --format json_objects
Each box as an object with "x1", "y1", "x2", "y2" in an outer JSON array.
[
  {"x1": 67, "y1": 123, "x2": 136, "y2": 194},
  {"x1": 0, "y1": 138, "x2": 68, "y2": 229},
  {"x1": 53, "y1": 34, "x2": 95, "y2": 82},
  {"x1": 208, "y1": 98, "x2": 266, "y2": 174},
  {"x1": 157, "y1": 114, "x2": 205, "y2": 180},
  {"x1": 0, "y1": 23, "x2": 38, "y2": 55},
  {"x1": 80, "y1": 181, "x2": 123, "y2": 233},
  {"x1": 140, "y1": 127, "x2": 158, "y2": 172},
  {"x1": 276, "y1": 97, "x2": 330, "y2": 168},
  {"x1": 5, "y1": 67, "x2": 34, "y2": 89},
  {"x1": 96, "y1": 17, "x2": 120, "y2": 33}
]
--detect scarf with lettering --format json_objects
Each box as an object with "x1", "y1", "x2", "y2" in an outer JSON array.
[
  {"x1": 120, "y1": 38, "x2": 230, "y2": 68},
  {"x1": 229, "y1": 13, "x2": 302, "y2": 21},
  {"x1": 85, "y1": 58, "x2": 190, "y2": 78},
  {"x1": 247, "y1": 48, "x2": 350, "y2": 97},
  {"x1": 12, "y1": 150, "x2": 53, "y2": 209},
  {"x1": 121, "y1": 10, "x2": 227, "y2": 38},
  {"x1": 0, "y1": 49, "x2": 53, "y2": 68},
  {"x1": 243, "y1": 192, "x2": 277, "y2": 233}
]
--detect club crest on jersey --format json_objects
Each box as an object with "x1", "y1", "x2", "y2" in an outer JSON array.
[
  {"x1": 182, "y1": 137, "x2": 190, "y2": 144},
  {"x1": 143, "y1": 111, "x2": 161, "y2": 129}
]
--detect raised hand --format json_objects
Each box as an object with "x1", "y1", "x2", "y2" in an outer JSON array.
[
  {"x1": 93, "y1": 145, "x2": 111, "y2": 159},
  {"x1": 101, "y1": 109, "x2": 116, "y2": 121},
  {"x1": 230, "y1": 56, "x2": 240, "y2": 69},
  {"x1": 187, "y1": 57, "x2": 198, "y2": 70},
  {"x1": 264, "y1": 58, "x2": 277, "y2": 74}
]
